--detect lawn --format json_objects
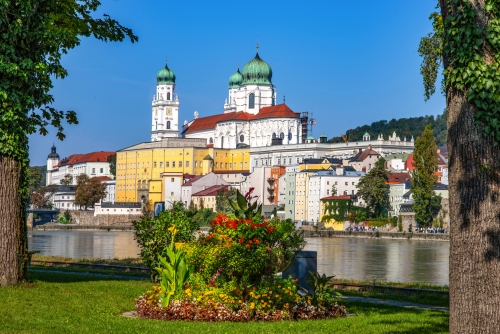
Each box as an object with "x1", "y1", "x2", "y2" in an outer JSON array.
[{"x1": 0, "y1": 271, "x2": 449, "y2": 334}]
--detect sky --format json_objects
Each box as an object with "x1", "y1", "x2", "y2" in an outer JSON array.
[{"x1": 29, "y1": 0, "x2": 444, "y2": 166}]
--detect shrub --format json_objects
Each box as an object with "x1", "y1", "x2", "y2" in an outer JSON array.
[{"x1": 133, "y1": 206, "x2": 199, "y2": 281}]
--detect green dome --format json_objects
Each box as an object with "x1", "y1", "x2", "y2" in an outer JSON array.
[
  {"x1": 241, "y1": 53, "x2": 272, "y2": 85},
  {"x1": 229, "y1": 68, "x2": 243, "y2": 88},
  {"x1": 156, "y1": 63, "x2": 176, "y2": 84}
]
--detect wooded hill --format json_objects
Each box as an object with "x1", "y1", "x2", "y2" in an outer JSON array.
[{"x1": 328, "y1": 109, "x2": 447, "y2": 146}]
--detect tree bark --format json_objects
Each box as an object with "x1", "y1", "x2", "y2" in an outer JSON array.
[{"x1": 0, "y1": 155, "x2": 28, "y2": 286}]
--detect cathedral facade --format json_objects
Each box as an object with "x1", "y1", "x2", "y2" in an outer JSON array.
[{"x1": 150, "y1": 50, "x2": 303, "y2": 148}]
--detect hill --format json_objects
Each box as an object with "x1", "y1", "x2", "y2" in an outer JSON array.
[{"x1": 328, "y1": 109, "x2": 447, "y2": 146}]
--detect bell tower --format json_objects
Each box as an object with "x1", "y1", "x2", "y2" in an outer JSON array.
[{"x1": 151, "y1": 59, "x2": 180, "y2": 141}]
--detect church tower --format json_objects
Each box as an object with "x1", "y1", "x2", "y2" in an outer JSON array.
[
  {"x1": 151, "y1": 60, "x2": 180, "y2": 141},
  {"x1": 46, "y1": 144, "x2": 60, "y2": 185}
]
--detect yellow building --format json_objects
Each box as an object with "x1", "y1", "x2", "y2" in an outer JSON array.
[
  {"x1": 115, "y1": 137, "x2": 249, "y2": 204},
  {"x1": 298, "y1": 158, "x2": 342, "y2": 172},
  {"x1": 191, "y1": 185, "x2": 229, "y2": 212}
]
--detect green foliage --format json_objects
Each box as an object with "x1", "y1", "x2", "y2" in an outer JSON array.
[
  {"x1": 305, "y1": 271, "x2": 342, "y2": 306},
  {"x1": 74, "y1": 174, "x2": 106, "y2": 210},
  {"x1": 228, "y1": 188, "x2": 262, "y2": 219},
  {"x1": 30, "y1": 184, "x2": 57, "y2": 209},
  {"x1": 356, "y1": 158, "x2": 390, "y2": 217},
  {"x1": 412, "y1": 125, "x2": 440, "y2": 227},
  {"x1": 155, "y1": 228, "x2": 194, "y2": 307},
  {"x1": 419, "y1": 10, "x2": 444, "y2": 100},
  {"x1": 423, "y1": 1, "x2": 500, "y2": 145},
  {"x1": 327, "y1": 111, "x2": 448, "y2": 147},
  {"x1": 191, "y1": 208, "x2": 217, "y2": 227},
  {"x1": 60, "y1": 174, "x2": 73, "y2": 185},
  {"x1": 133, "y1": 206, "x2": 199, "y2": 280},
  {"x1": 107, "y1": 153, "x2": 116, "y2": 179},
  {"x1": 398, "y1": 215, "x2": 403, "y2": 232},
  {"x1": 321, "y1": 198, "x2": 353, "y2": 223},
  {"x1": 216, "y1": 187, "x2": 237, "y2": 214}
]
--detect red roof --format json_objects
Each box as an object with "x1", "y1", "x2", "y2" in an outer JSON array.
[
  {"x1": 387, "y1": 172, "x2": 411, "y2": 184},
  {"x1": 182, "y1": 104, "x2": 300, "y2": 134},
  {"x1": 192, "y1": 185, "x2": 228, "y2": 197},
  {"x1": 321, "y1": 195, "x2": 351, "y2": 201},
  {"x1": 56, "y1": 152, "x2": 115, "y2": 167},
  {"x1": 94, "y1": 176, "x2": 112, "y2": 181},
  {"x1": 214, "y1": 170, "x2": 250, "y2": 174},
  {"x1": 182, "y1": 176, "x2": 204, "y2": 187}
]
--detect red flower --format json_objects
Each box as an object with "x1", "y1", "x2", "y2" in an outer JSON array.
[
  {"x1": 239, "y1": 238, "x2": 243, "y2": 244},
  {"x1": 248, "y1": 240, "x2": 253, "y2": 244},
  {"x1": 245, "y1": 244, "x2": 250, "y2": 249},
  {"x1": 254, "y1": 239, "x2": 260, "y2": 245}
]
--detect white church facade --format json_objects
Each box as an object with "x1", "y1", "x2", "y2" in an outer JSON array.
[{"x1": 150, "y1": 49, "x2": 304, "y2": 148}]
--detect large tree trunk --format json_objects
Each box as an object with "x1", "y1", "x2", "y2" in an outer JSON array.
[
  {"x1": 0, "y1": 155, "x2": 28, "y2": 286},
  {"x1": 440, "y1": 1, "x2": 500, "y2": 331},
  {"x1": 447, "y1": 89, "x2": 500, "y2": 333}
]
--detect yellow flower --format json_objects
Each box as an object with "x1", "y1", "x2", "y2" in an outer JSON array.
[
  {"x1": 250, "y1": 302, "x2": 255, "y2": 309},
  {"x1": 278, "y1": 286, "x2": 281, "y2": 288}
]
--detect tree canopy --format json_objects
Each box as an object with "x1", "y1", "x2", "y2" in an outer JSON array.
[
  {"x1": 74, "y1": 174, "x2": 106, "y2": 210},
  {"x1": 356, "y1": 158, "x2": 390, "y2": 217}
]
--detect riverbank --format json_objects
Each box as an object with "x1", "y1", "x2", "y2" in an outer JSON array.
[
  {"x1": 302, "y1": 229, "x2": 449, "y2": 241},
  {"x1": 33, "y1": 225, "x2": 450, "y2": 241}
]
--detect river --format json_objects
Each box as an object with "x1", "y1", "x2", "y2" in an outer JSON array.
[{"x1": 28, "y1": 231, "x2": 449, "y2": 286}]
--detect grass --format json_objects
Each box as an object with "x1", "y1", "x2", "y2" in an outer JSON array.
[
  {"x1": 0, "y1": 271, "x2": 449, "y2": 333},
  {"x1": 31, "y1": 254, "x2": 144, "y2": 267}
]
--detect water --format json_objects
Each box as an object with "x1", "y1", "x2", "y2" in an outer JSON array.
[{"x1": 28, "y1": 231, "x2": 449, "y2": 285}]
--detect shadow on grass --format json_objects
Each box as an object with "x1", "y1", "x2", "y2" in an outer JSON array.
[
  {"x1": 28, "y1": 270, "x2": 152, "y2": 284},
  {"x1": 343, "y1": 301, "x2": 449, "y2": 333}
]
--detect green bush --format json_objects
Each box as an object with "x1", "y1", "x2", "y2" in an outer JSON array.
[{"x1": 133, "y1": 206, "x2": 199, "y2": 281}]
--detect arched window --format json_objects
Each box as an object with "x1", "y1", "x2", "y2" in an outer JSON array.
[
  {"x1": 167, "y1": 92, "x2": 171, "y2": 100},
  {"x1": 249, "y1": 93, "x2": 255, "y2": 109},
  {"x1": 280, "y1": 132, "x2": 285, "y2": 139},
  {"x1": 240, "y1": 134, "x2": 244, "y2": 143},
  {"x1": 221, "y1": 136, "x2": 224, "y2": 148},
  {"x1": 288, "y1": 132, "x2": 292, "y2": 140},
  {"x1": 167, "y1": 121, "x2": 171, "y2": 129},
  {"x1": 209, "y1": 137, "x2": 213, "y2": 144},
  {"x1": 272, "y1": 133, "x2": 277, "y2": 139}
]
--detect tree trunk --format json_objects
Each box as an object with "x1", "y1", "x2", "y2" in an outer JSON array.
[
  {"x1": 0, "y1": 155, "x2": 28, "y2": 286},
  {"x1": 447, "y1": 85, "x2": 500, "y2": 333}
]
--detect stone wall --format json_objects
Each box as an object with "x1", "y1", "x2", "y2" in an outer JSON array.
[
  {"x1": 70, "y1": 210, "x2": 141, "y2": 226},
  {"x1": 302, "y1": 229, "x2": 449, "y2": 241}
]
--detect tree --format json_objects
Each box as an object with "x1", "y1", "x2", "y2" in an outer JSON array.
[
  {"x1": 356, "y1": 157, "x2": 390, "y2": 217},
  {"x1": 215, "y1": 187, "x2": 238, "y2": 213},
  {"x1": 60, "y1": 174, "x2": 73, "y2": 185},
  {"x1": 0, "y1": 1, "x2": 136, "y2": 286},
  {"x1": 107, "y1": 153, "x2": 116, "y2": 179},
  {"x1": 30, "y1": 184, "x2": 58, "y2": 209},
  {"x1": 331, "y1": 183, "x2": 337, "y2": 196},
  {"x1": 421, "y1": 1, "x2": 500, "y2": 331},
  {"x1": 74, "y1": 174, "x2": 106, "y2": 210},
  {"x1": 411, "y1": 124, "x2": 440, "y2": 227}
]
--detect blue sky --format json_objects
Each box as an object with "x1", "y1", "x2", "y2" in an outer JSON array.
[{"x1": 29, "y1": 0, "x2": 444, "y2": 166}]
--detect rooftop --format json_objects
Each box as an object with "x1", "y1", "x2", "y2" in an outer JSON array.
[{"x1": 192, "y1": 185, "x2": 229, "y2": 197}]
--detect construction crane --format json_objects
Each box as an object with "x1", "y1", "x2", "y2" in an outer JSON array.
[{"x1": 341, "y1": 134, "x2": 348, "y2": 143}]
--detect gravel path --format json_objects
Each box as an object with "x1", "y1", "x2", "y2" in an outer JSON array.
[{"x1": 342, "y1": 296, "x2": 449, "y2": 312}]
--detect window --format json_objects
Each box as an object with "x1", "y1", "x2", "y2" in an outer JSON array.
[
  {"x1": 209, "y1": 137, "x2": 213, "y2": 144},
  {"x1": 327, "y1": 181, "x2": 330, "y2": 185},
  {"x1": 171, "y1": 192, "x2": 174, "y2": 196},
  {"x1": 195, "y1": 162, "x2": 198, "y2": 168},
  {"x1": 171, "y1": 178, "x2": 174, "y2": 182},
  {"x1": 335, "y1": 181, "x2": 338, "y2": 185},
  {"x1": 167, "y1": 121, "x2": 171, "y2": 129},
  {"x1": 92, "y1": 168, "x2": 95, "y2": 174},
  {"x1": 154, "y1": 162, "x2": 157, "y2": 168},
  {"x1": 167, "y1": 92, "x2": 170, "y2": 100},
  {"x1": 221, "y1": 136, "x2": 224, "y2": 149},
  {"x1": 186, "y1": 161, "x2": 189, "y2": 167},
  {"x1": 278, "y1": 158, "x2": 281, "y2": 164},
  {"x1": 240, "y1": 134, "x2": 244, "y2": 143},
  {"x1": 172, "y1": 162, "x2": 176, "y2": 167},
  {"x1": 345, "y1": 182, "x2": 348, "y2": 185},
  {"x1": 100, "y1": 168, "x2": 103, "y2": 173},
  {"x1": 272, "y1": 133, "x2": 277, "y2": 139},
  {"x1": 249, "y1": 93, "x2": 255, "y2": 109},
  {"x1": 179, "y1": 161, "x2": 182, "y2": 167},
  {"x1": 166, "y1": 162, "x2": 170, "y2": 167},
  {"x1": 280, "y1": 132, "x2": 285, "y2": 139},
  {"x1": 61, "y1": 203, "x2": 64, "y2": 207},
  {"x1": 352, "y1": 182, "x2": 355, "y2": 185},
  {"x1": 160, "y1": 162, "x2": 163, "y2": 168}
]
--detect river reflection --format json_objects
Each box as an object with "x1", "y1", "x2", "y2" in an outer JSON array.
[
  {"x1": 28, "y1": 231, "x2": 449, "y2": 285},
  {"x1": 305, "y1": 237, "x2": 449, "y2": 286},
  {"x1": 28, "y1": 231, "x2": 140, "y2": 259}
]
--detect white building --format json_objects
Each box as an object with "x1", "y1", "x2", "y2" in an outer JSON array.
[
  {"x1": 46, "y1": 146, "x2": 115, "y2": 186},
  {"x1": 180, "y1": 172, "x2": 228, "y2": 208}
]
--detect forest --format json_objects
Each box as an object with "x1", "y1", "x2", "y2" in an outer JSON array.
[{"x1": 328, "y1": 109, "x2": 447, "y2": 146}]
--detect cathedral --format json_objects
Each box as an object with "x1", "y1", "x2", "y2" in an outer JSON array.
[{"x1": 151, "y1": 48, "x2": 304, "y2": 148}]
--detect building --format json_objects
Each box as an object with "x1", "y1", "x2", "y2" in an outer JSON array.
[
  {"x1": 267, "y1": 165, "x2": 286, "y2": 205},
  {"x1": 319, "y1": 195, "x2": 353, "y2": 230},
  {"x1": 284, "y1": 165, "x2": 299, "y2": 221},
  {"x1": 181, "y1": 173, "x2": 229, "y2": 208},
  {"x1": 191, "y1": 185, "x2": 229, "y2": 211},
  {"x1": 46, "y1": 146, "x2": 114, "y2": 186}
]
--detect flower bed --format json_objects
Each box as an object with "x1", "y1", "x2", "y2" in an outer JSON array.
[{"x1": 134, "y1": 190, "x2": 347, "y2": 322}]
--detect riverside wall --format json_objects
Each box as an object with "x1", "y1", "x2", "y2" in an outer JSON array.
[
  {"x1": 68, "y1": 210, "x2": 139, "y2": 226},
  {"x1": 301, "y1": 229, "x2": 449, "y2": 241}
]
